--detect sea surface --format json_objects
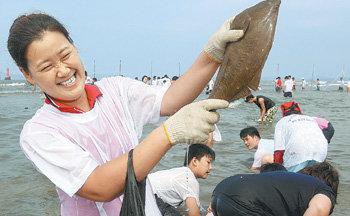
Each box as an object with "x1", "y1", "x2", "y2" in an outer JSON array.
[{"x1": 0, "y1": 80, "x2": 349, "y2": 215}]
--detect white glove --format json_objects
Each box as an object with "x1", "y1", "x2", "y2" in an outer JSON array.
[
  {"x1": 163, "y1": 99, "x2": 229, "y2": 145},
  {"x1": 204, "y1": 17, "x2": 244, "y2": 64}
]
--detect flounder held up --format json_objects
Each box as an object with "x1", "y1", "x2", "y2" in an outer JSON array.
[{"x1": 209, "y1": 0, "x2": 281, "y2": 102}]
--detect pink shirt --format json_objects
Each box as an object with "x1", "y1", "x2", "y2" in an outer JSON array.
[
  {"x1": 313, "y1": 117, "x2": 329, "y2": 130},
  {"x1": 20, "y1": 77, "x2": 167, "y2": 216}
]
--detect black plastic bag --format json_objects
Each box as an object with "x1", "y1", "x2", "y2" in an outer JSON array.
[{"x1": 120, "y1": 149, "x2": 146, "y2": 216}]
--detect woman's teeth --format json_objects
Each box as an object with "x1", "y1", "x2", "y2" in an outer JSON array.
[{"x1": 60, "y1": 75, "x2": 76, "y2": 86}]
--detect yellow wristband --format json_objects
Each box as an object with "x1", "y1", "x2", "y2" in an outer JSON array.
[
  {"x1": 163, "y1": 122, "x2": 174, "y2": 146},
  {"x1": 203, "y1": 49, "x2": 222, "y2": 64}
]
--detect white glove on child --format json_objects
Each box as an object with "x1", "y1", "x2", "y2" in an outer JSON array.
[
  {"x1": 163, "y1": 99, "x2": 229, "y2": 145},
  {"x1": 204, "y1": 17, "x2": 244, "y2": 64}
]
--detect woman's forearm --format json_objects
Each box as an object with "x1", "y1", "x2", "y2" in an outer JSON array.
[
  {"x1": 161, "y1": 51, "x2": 220, "y2": 116},
  {"x1": 76, "y1": 126, "x2": 171, "y2": 202}
]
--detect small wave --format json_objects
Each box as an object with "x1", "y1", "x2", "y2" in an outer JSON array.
[
  {"x1": 0, "y1": 90, "x2": 33, "y2": 94},
  {"x1": 0, "y1": 83, "x2": 26, "y2": 87},
  {"x1": 229, "y1": 99, "x2": 243, "y2": 109}
]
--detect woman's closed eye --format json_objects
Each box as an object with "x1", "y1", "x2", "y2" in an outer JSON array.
[
  {"x1": 62, "y1": 52, "x2": 71, "y2": 60},
  {"x1": 41, "y1": 64, "x2": 53, "y2": 72}
]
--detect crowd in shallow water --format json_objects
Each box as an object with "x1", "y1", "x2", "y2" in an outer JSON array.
[{"x1": 6, "y1": 11, "x2": 343, "y2": 216}]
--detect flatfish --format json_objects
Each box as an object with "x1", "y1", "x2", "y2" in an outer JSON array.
[{"x1": 209, "y1": 0, "x2": 281, "y2": 102}]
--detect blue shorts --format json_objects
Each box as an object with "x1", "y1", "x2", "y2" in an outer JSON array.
[{"x1": 286, "y1": 160, "x2": 318, "y2": 172}]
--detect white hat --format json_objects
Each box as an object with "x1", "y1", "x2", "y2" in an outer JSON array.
[{"x1": 302, "y1": 77, "x2": 304, "y2": 79}]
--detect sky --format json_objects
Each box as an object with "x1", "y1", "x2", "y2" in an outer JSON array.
[{"x1": 0, "y1": 0, "x2": 349, "y2": 81}]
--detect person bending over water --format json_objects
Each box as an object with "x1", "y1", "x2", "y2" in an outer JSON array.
[
  {"x1": 208, "y1": 162, "x2": 339, "y2": 216},
  {"x1": 244, "y1": 94, "x2": 277, "y2": 123},
  {"x1": 239, "y1": 127, "x2": 274, "y2": 170},
  {"x1": 274, "y1": 102, "x2": 328, "y2": 172},
  {"x1": 149, "y1": 144, "x2": 215, "y2": 216}
]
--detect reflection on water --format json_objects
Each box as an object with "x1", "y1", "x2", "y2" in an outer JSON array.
[{"x1": 0, "y1": 81, "x2": 349, "y2": 215}]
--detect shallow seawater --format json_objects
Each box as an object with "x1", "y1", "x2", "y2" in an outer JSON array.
[{"x1": 0, "y1": 80, "x2": 349, "y2": 215}]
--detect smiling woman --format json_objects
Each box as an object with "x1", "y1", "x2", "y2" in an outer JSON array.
[
  {"x1": 6, "y1": 13, "x2": 243, "y2": 216},
  {"x1": 22, "y1": 32, "x2": 88, "y2": 110}
]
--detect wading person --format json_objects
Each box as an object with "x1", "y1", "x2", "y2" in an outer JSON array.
[
  {"x1": 301, "y1": 77, "x2": 307, "y2": 90},
  {"x1": 283, "y1": 75, "x2": 293, "y2": 97},
  {"x1": 7, "y1": 13, "x2": 244, "y2": 215},
  {"x1": 316, "y1": 78, "x2": 321, "y2": 91},
  {"x1": 244, "y1": 94, "x2": 277, "y2": 123},
  {"x1": 339, "y1": 77, "x2": 344, "y2": 91},
  {"x1": 274, "y1": 77, "x2": 282, "y2": 92}
]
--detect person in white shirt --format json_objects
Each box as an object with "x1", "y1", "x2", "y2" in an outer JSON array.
[
  {"x1": 8, "y1": 13, "x2": 244, "y2": 215},
  {"x1": 85, "y1": 71, "x2": 93, "y2": 84},
  {"x1": 283, "y1": 76, "x2": 294, "y2": 97},
  {"x1": 274, "y1": 102, "x2": 328, "y2": 172},
  {"x1": 151, "y1": 76, "x2": 158, "y2": 86},
  {"x1": 239, "y1": 127, "x2": 274, "y2": 170},
  {"x1": 208, "y1": 79, "x2": 214, "y2": 93},
  {"x1": 162, "y1": 79, "x2": 171, "y2": 87},
  {"x1": 204, "y1": 124, "x2": 222, "y2": 149},
  {"x1": 162, "y1": 75, "x2": 171, "y2": 86},
  {"x1": 142, "y1": 75, "x2": 150, "y2": 84},
  {"x1": 157, "y1": 77, "x2": 163, "y2": 86},
  {"x1": 149, "y1": 144, "x2": 215, "y2": 216},
  {"x1": 301, "y1": 77, "x2": 307, "y2": 90},
  {"x1": 339, "y1": 77, "x2": 344, "y2": 91}
]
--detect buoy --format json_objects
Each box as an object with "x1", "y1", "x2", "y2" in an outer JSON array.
[{"x1": 4, "y1": 68, "x2": 11, "y2": 80}]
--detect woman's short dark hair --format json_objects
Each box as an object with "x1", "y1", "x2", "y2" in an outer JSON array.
[{"x1": 7, "y1": 13, "x2": 73, "y2": 74}]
